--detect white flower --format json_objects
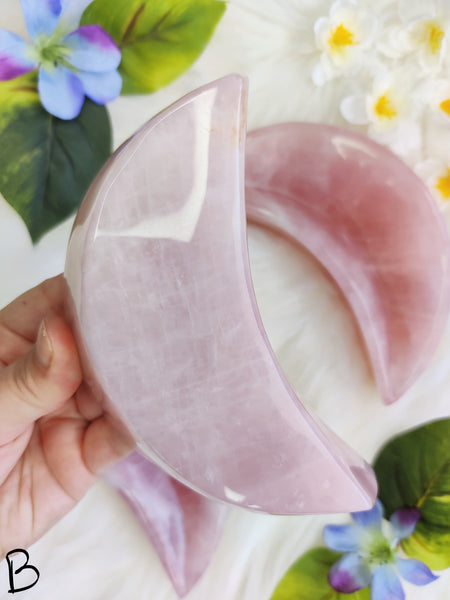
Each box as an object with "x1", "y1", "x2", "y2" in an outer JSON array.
[
  {"x1": 418, "y1": 78, "x2": 450, "y2": 162},
  {"x1": 312, "y1": 0, "x2": 379, "y2": 85},
  {"x1": 424, "y1": 78, "x2": 450, "y2": 122},
  {"x1": 378, "y1": 0, "x2": 450, "y2": 74},
  {"x1": 415, "y1": 159, "x2": 450, "y2": 207},
  {"x1": 340, "y1": 68, "x2": 424, "y2": 159}
]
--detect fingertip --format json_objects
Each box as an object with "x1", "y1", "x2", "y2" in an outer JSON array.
[
  {"x1": 0, "y1": 315, "x2": 84, "y2": 442},
  {"x1": 84, "y1": 416, "x2": 136, "y2": 476},
  {"x1": 42, "y1": 314, "x2": 83, "y2": 397}
]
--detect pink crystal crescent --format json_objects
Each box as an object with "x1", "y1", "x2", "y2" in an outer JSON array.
[
  {"x1": 65, "y1": 75, "x2": 377, "y2": 514},
  {"x1": 106, "y1": 452, "x2": 226, "y2": 597},
  {"x1": 245, "y1": 124, "x2": 450, "y2": 403}
]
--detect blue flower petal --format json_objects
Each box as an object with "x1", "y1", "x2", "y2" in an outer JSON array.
[
  {"x1": 351, "y1": 498, "x2": 384, "y2": 529},
  {"x1": 58, "y1": 0, "x2": 93, "y2": 32},
  {"x1": 0, "y1": 30, "x2": 37, "y2": 80},
  {"x1": 38, "y1": 65, "x2": 84, "y2": 119},
  {"x1": 78, "y1": 69, "x2": 122, "y2": 104},
  {"x1": 371, "y1": 564, "x2": 405, "y2": 600},
  {"x1": 390, "y1": 507, "x2": 421, "y2": 540},
  {"x1": 323, "y1": 523, "x2": 364, "y2": 552},
  {"x1": 65, "y1": 25, "x2": 121, "y2": 73},
  {"x1": 395, "y1": 557, "x2": 438, "y2": 586},
  {"x1": 20, "y1": 0, "x2": 62, "y2": 39},
  {"x1": 328, "y1": 553, "x2": 371, "y2": 593}
]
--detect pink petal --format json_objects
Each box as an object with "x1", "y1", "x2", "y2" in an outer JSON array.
[
  {"x1": 64, "y1": 75, "x2": 377, "y2": 515},
  {"x1": 245, "y1": 124, "x2": 450, "y2": 403},
  {"x1": 106, "y1": 452, "x2": 226, "y2": 597}
]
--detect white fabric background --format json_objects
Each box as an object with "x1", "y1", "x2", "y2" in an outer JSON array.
[{"x1": 0, "y1": 1, "x2": 449, "y2": 598}]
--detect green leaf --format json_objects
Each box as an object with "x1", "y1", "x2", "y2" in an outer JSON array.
[
  {"x1": 402, "y1": 523, "x2": 450, "y2": 571},
  {"x1": 81, "y1": 0, "x2": 226, "y2": 94},
  {"x1": 373, "y1": 418, "x2": 450, "y2": 570},
  {"x1": 0, "y1": 73, "x2": 111, "y2": 242},
  {"x1": 270, "y1": 548, "x2": 370, "y2": 600}
]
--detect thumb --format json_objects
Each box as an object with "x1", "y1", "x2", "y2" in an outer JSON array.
[{"x1": 0, "y1": 315, "x2": 82, "y2": 444}]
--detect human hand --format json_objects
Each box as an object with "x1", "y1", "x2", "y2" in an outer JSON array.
[{"x1": 0, "y1": 275, "x2": 135, "y2": 558}]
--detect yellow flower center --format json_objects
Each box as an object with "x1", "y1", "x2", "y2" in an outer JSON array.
[
  {"x1": 328, "y1": 23, "x2": 357, "y2": 53},
  {"x1": 440, "y1": 99, "x2": 450, "y2": 116},
  {"x1": 422, "y1": 22, "x2": 445, "y2": 54},
  {"x1": 374, "y1": 93, "x2": 398, "y2": 120},
  {"x1": 436, "y1": 168, "x2": 450, "y2": 200}
]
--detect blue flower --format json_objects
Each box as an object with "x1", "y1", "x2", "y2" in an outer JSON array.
[
  {"x1": 324, "y1": 500, "x2": 438, "y2": 600},
  {"x1": 0, "y1": 0, "x2": 121, "y2": 119}
]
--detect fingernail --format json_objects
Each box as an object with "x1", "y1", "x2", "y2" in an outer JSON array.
[{"x1": 36, "y1": 320, "x2": 53, "y2": 368}]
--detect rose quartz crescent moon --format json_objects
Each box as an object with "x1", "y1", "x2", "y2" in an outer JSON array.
[
  {"x1": 106, "y1": 452, "x2": 227, "y2": 597},
  {"x1": 245, "y1": 124, "x2": 450, "y2": 404},
  {"x1": 64, "y1": 74, "x2": 377, "y2": 514}
]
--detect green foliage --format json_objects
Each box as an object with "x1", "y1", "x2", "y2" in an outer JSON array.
[
  {"x1": 82, "y1": 0, "x2": 226, "y2": 93},
  {"x1": 270, "y1": 548, "x2": 370, "y2": 600},
  {"x1": 0, "y1": 73, "x2": 111, "y2": 241},
  {"x1": 374, "y1": 418, "x2": 450, "y2": 570}
]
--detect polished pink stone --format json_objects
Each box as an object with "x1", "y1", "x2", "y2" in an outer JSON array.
[
  {"x1": 106, "y1": 452, "x2": 226, "y2": 597},
  {"x1": 64, "y1": 75, "x2": 377, "y2": 514},
  {"x1": 245, "y1": 124, "x2": 450, "y2": 403}
]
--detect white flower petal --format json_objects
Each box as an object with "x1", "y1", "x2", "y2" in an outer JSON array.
[
  {"x1": 399, "y1": 0, "x2": 437, "y2": 22},
  {"x1": 354, "y1": 12, "x2": 379, "y2": 49},
  {"x1": 418, "y1": 38, "x2": 447, "y2": 73},
  {"x1": 341, "y1": 94, "x2": 369, "y2": 124},
  {"x1": 311, "y1": 61, "x2": 327, "y2": 86},
  {"x1": 371, "y1": 121, "x2": 422, "y2": 161},
  {"x1": 329, "y1": 0, "x2": 361, "y2": 22},
  {"x1": 314, "y1": 16, "x2": 331, "y2": 50},
  {"x1": 377, "y1": 27, "x2": 406, "y2": 58}
]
